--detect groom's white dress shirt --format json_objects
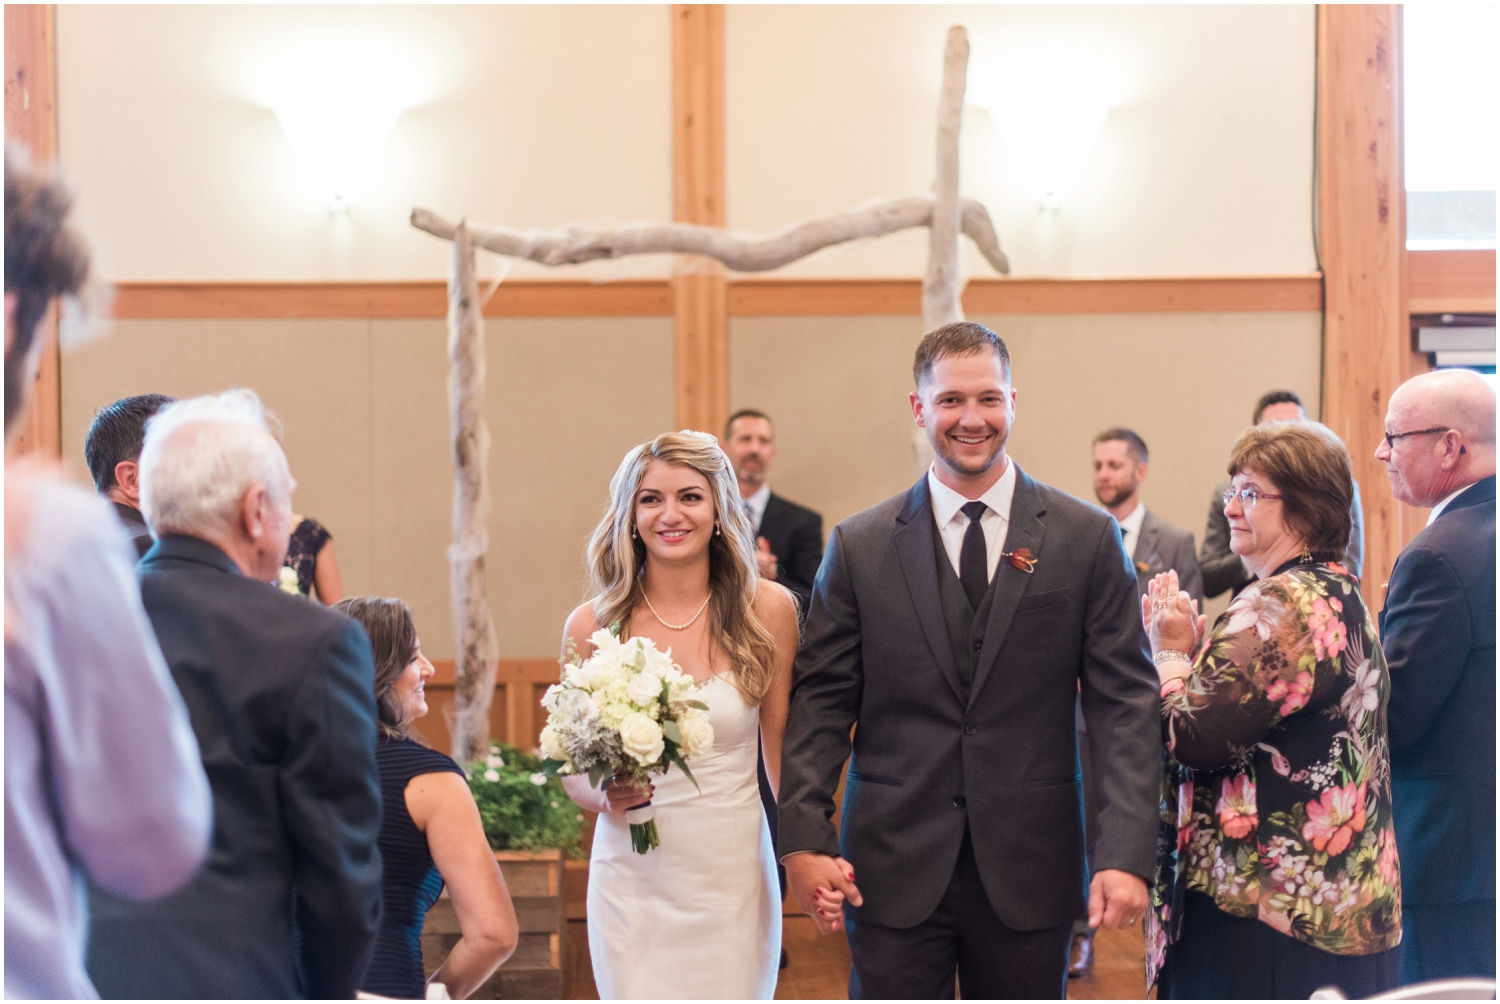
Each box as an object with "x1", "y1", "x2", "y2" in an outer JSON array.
[{"x1": 927, "y1": 459, "x2": 1018, "y2": 583}]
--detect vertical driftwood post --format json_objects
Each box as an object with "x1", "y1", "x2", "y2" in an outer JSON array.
[
  {"x1": 915, "y1": 24, "x2": 971, "y2": 476},
  {"x1": 447, "y1": 221, "x2": 499, "y2": 764}
]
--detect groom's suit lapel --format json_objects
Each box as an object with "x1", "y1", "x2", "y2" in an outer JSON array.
[
  {"x1": 892, "y1": 477, "x2": 966, "y2": 704},
  {"x1": 969, "y1": 467, "x2": 1047, "y2": 708}
]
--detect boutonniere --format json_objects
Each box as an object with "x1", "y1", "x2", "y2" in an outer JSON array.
[
  {"x1": 1135, "y1": 560, "x2": 1151, "y2": 574},
  {"x1": 1000, "y1": 548, "x2": 1037, "y2": 574}
]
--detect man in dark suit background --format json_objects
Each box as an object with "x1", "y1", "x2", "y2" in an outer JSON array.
[
  {"x1": 779, "y1": 323, "x2": 1160, "y2": 998},
  {"x1": 723, "y1": 408, "x2": 824, "y2": 615},
  {"x1": 1201, "y1": 390, "x2": 1365, "y2": 598},
  {"x1": 722, "y1": 407, "x2": 824, "y2": 967},
  {"x1": 1374, "y1": 369, "x2": 1496, "y2": 984},
  {"x1": 87, "y1": 389, "x2": 383, "y2": 1000},
  {"x1": 1066, "y1": 426, "x2": 1200, "y2": 975},
  {"x1": 83, "y1": 392, "x2": 175, "y2": 560}
]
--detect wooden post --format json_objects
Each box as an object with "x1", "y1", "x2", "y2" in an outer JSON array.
[
  {"x1": 923, "y1": 26, "x2": 969, "y2": 331},
  {"x1": 446, "y1": 222, "x2": 500, "y2": 764},
  {"x1": 671, "y1": 4, "x2": 728, "y2": 435},
  {"x1": 1316, "y1": 4, "x2": 1410, "y2": 613},
  {"x1": 4, "y1": 4, "x2": 60, "y2": 458}
]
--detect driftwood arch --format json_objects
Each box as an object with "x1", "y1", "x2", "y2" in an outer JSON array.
[{"x1": 417, "y1": 26, "x2": 997, "y2": 762}]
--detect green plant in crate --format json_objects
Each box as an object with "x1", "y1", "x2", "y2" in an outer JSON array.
[{"x1": 464, "y1": 742, "x2": 584, "y2": 858}]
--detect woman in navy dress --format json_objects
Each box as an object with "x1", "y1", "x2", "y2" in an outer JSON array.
[{"x1": 337, "y1": 597, "x2": 518, "y2": 999}]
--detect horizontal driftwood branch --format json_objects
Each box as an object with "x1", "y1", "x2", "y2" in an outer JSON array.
[{"x1": 411, "y1": 196, "x2": 1009, "y2": 275}]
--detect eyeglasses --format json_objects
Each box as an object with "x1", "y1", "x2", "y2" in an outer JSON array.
[
  {"x1": 1382, "y1": 426, "x2": 1451, "y2": 449},
  {"x1": 1222, "y1": 488, "x2": 1284, "y2": 508}
]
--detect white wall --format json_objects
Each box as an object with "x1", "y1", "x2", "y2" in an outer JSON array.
[{"x1": 58, "y1": 5, "x2": 673, "y2": 282}]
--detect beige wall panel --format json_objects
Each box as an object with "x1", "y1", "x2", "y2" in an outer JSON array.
[
  {"x1": 59, "y1": 319, "x2": 376, "y2": 595},
  {"x1": 725, "y1": 4, "x2": 1317, "y2": 278},
  {"x1": 485, "y1": 317, "x2": 676, "y2": 658},
  {"x1": 731, "y1": 311, "x2": 1324, "y2": 619},
  {"x1": 57, "y1": 5, "x2": 671, "y2": 282}
]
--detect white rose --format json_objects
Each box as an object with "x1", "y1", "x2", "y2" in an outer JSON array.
[
  {"x1": 626, "y1": 669, "x2": 664, "y2": 707},
  {"x1": 539, "y1": 723, "x2": 567, "y2": 761},
  {"x1": 677, "y1": 710, "x2": 715, "y2": 757},
  {"x1": 585, "y1": 650, "x2": 624, "y2": 691},
  {"x1": 618, "y1": 711, "x2": 665, "y2": 766},
  {"x1": 555, "y1": 689, "x2": 600, "y2": 724}
]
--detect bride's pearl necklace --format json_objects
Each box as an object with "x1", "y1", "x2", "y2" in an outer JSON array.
[{"x1": 643, "y1": 590, "x2": 712, "y2": 631}]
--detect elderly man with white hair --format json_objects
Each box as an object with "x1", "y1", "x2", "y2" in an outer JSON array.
[
  {"x1": 86, "y1": 389, "x2": 385, "y2": 1000},
  {"x1": 1375, "y1": 368, "x2": 1496, "y2": 985}
]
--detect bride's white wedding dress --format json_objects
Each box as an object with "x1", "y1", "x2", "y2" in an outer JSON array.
[{"x1": 587, "y1": 675, "x2": 781, "y2": 1000}]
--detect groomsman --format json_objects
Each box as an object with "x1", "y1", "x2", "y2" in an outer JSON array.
[
  {"x1": 1068, "y1": 427, "x2": 1200, "y2": 976},
  {"x1": 83, "y1": 393, "x2": 176, "y2": 559},
  {"x1": 723, "y1": 409, "x2": 824, "y2": 616},
  {"x1": 780, "y1": 322, "x2": 1160, "y2": 998},
  {"x1": 1375, "y1": 369, "x2": 1496, "y2": 983},
  {"x1": 1201, "y1": 390, "x2": 1364, "y2": 598}
]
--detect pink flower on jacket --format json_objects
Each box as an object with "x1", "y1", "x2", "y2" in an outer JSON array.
[
  {"x1": 1308, "y1": 597, "x2": 1348, "y2": 661},
  {"x1": 1217, "y1": 774, "x2": 1258, "y2": 839},
  {"x1": 1266, "y1": 671, "x2": 1314, "y2": 717},
  {"x1": 1327, "y1": 562, "x2": 1350, "y2": 578},
  {"x1": 1377, "y1": 828, "x2": 1400, "y2": 887},
  {"x1": 1302, "y1": 782, "x2": 1367, "y2": 856},
  {"x1": 1176, "y1": 780, "x2": 1195, "y2": 850}
]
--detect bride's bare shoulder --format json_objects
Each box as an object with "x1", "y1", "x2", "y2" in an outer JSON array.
[
  {"x1": 752, "y1": 578, "x2": 798, "y2": 633},
  {"x1": 561, "y1": 602, "x2": 602, "y2": 659}
]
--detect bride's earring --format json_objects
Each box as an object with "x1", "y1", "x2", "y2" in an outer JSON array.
[
  {"x1": 631, "y1": 526, "x2": 638, "y2": 539},
  {"x1": 715, "y1": 521, "x2": 722, "y2": 536}
]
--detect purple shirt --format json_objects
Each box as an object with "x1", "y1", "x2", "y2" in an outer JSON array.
[{"x1": 4, "y1": 475, "x2": 211, "y2": 999}]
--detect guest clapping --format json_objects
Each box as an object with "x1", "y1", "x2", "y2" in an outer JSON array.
[
  {"x1": 1145, "y1": 421, "x2": 1400, "y2": 999},
  {"x1": 4, "y1": 143, "x2": 211, "y2": 1001},
  {"x1": 337, "y1": 597, "x2": 519, "y2": 1000},
  {"x1": 86, "y1": 389, "x2": 384, "y2": 1000}
]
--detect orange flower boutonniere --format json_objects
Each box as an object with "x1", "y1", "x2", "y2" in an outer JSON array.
[{"x1": 1000, "y1": 548, "x2": 1037, "y2": 574}]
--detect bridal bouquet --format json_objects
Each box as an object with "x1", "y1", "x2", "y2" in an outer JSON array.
[{"x1": 539, "y1": 628, "x2": 714, "y2": 853}]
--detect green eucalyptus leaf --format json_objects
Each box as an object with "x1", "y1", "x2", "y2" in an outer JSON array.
[
  {"x1": 686, "y1": 700, "x2": 709, "y2": 711},
  {"x1": 662, "y1": 719, "x2": 683, "y2": 744}
]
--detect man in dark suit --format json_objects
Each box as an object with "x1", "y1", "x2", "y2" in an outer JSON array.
[
  {"x1": 1201, "y1": 390, "x2": 1364, "y2": 598},
  {"x1": 87, "y1": 389, "x2": 383, "y2": 1000},
  {"x1": 83, "y1": 392, "x2": 175, "y2": 560},
  {"x1": 779, "y1": 323, "x2": 1160, "y2": 998},
  {"x1": 1374, "y1": 369, "x2": 1496, "y2": 984},
  {"x1": 723, "y1": 408, "x2": 824, "y2": 615},
  {"x1": 1065, "y1": 427, "x2": 1200, "y2": 975},
  {"x1": 723, "y1": 408, "x2": 825, "y2": 967}
]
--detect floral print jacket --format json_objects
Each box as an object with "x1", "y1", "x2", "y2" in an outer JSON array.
[{"x1": 1146, "y1": 560, "x2": 1401, "y2": 985}]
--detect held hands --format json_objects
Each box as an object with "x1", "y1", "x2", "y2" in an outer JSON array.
[
  {"x1": 755, "y1": 537, "x2": 779, "y2": 580},
  {"x1": 1141, "y1": 569, "x2": 1205, "y2": 663},
  {"x1": 1087, "y1": 869, "x2": 1150, "y2": 929},
  {"x1": 785, "y1": 853, "x2": 863, "y2": 934}
]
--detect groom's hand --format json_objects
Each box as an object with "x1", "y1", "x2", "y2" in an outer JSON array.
[
  {"x1": 785, "y1": 853, "x2": 862, "y2": 934},
  {"x1": 1087, "y1": 869, "x2": 1149, "y2": 929}
]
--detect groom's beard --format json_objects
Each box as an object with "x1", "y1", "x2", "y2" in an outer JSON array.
[{"x1": 930, "y1": 425, "x2": 1007, "y2": 478}]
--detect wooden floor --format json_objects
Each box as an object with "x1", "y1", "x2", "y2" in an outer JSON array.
[{"x1": 564, "y1": 916, "x2": 1149, "y2": 999}]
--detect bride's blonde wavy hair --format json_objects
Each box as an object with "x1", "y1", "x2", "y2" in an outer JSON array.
[{"x1": 585, "y1": 430, "x2": 778, "y2": 706}]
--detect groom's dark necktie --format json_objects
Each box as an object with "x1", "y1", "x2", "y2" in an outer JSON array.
[{"x1": 959, "y1": 500, "x2": 989, "y2": 610}]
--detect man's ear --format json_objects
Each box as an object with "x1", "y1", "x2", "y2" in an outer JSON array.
[
  {"x1": 909, "y1": 390, "x2": 927, "y2": 428},
  {"x1": 240, "y1": 484, "x2": 268, "y2": 542},
  {"x1": 114, "y1": 459, "x2": 139, "y2": 497}
]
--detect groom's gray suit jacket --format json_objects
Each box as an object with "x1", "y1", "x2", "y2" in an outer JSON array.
[{"x1": 778, "y1": 468, "x2": 1161, "y2": 931}]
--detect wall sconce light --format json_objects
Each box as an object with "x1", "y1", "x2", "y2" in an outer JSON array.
[
  {"x1": 986, "y1": 97, "x2": 1111, "y2": 210},
  {"x1": 276, "y1": 90, "x2": 404, "y2": 213}
]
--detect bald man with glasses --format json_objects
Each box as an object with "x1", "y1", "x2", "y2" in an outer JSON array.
[{"x1": 1375, "y1": 369, "x2": 1497, "y2": 985}]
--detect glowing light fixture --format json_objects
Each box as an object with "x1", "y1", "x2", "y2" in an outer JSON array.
[
  {"x1": 986, "y1": 96, "x2": 1111, "y2": 210},
  {"x1": 276, "y1": 96, "x2": 403, "y2": 213}
]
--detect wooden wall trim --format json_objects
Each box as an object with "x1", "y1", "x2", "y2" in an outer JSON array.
[
  {"x1": 1408, "y1": 249, "x2": 1497, "y2": 315},
  {"x1": 110, "y1": 274, "x2": 1327, "y2": 320},
  {"x1": 1317, "y1": 4, "x2": 1411, "y2": 614},
  {"x1": 5, "y1": 4, "x2": 60, "y2": 457},
  {"x1": 670, "y1": 4, "x2": 728, "y2": 434}
]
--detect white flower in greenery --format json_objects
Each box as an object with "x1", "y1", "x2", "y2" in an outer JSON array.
[
  {"x1": 539, "y1": 723, "x2": 567, "y2": 762},
  {"x1": 485, "y1": 751, "x2": 505, "y2": 769},
  {"x1": 484, "y1": 768, "x2": 500, "y2": 782},
  {"x1": 529, "y1": 772, "x2": 548, "y2": 786},
  {"x1": 619, "y1": 711, "x2": 665, "y2": 765},
  {"x1": 626, "y1": 669, "x2": 664, "y2": 707},
  {"x1": 678, "y1": 709, "x2": 715, "y2": 757},
  {"x1": 277, "y1": 566, "x2": 301, "y2": 596}
]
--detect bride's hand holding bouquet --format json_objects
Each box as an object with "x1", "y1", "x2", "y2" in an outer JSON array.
[{"x1": 541, "y1": 627, "x2": 715, "y2": 853}]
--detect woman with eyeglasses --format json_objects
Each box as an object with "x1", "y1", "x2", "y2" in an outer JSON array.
[{"x1": 1142, "y1": 421, "x2": 1401, "y2": 999}]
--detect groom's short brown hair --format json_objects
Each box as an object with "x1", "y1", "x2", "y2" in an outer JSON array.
[{"x1": 913, "y1": 321, "x2": 1011, "y2": 389}]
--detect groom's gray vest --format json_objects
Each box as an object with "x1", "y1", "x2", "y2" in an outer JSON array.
[{"x1": 932, "y1": 526, "x2": 999, "y2": 695}]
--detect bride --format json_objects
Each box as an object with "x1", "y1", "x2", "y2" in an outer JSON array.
[{"x1": 560, "y1": 430, "x2": 798, "y2": 1000}]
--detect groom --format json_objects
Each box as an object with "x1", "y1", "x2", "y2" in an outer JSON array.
[{"x1": 778, "y1": 322, "x2": 1161, "y2": 998}]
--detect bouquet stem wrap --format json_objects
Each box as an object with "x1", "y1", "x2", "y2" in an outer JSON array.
[{"x1": 625, "y1": 802, "x2": 659, "y2": 855}]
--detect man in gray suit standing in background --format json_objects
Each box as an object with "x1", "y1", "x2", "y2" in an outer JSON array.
[{"x1": 1066, "y1": 426, "x2": 1200, "y2": 976}]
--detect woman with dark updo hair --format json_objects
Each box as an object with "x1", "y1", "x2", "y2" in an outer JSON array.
[{"x1": 335, "y1": 597, "x2": 517, "y2": 999}]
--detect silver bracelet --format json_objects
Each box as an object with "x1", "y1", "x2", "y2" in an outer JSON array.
[{"x1": 1153, "y1": 649, "x2": 1192, "y2": 666}]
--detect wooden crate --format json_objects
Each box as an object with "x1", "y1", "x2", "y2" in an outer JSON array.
[{"x1": 422, "y1": 849, "x2": 566, "y2": 999}]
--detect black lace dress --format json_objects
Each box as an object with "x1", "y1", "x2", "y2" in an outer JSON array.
[{"x1": 280, "y1": 517, "x2": 331, "y2": 598}]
